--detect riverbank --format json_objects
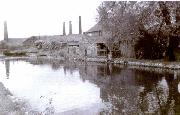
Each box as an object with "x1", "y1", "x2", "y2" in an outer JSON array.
[
  {"x1": 24, "y1": 57, "x2": 180, "y2": 75},
  {"x1": 0, "y1": 82, "x2": 27, "y2": 115},
  {"x1": 0, "y1": 81, "x2": 55, "y2": 115},
  {"x1": 86, "y1": 57, "x2": 180, "y2": 70},
  {"x1": 114, "y1": 58, "x2": 180, "y2": 70},
  {"x1": 0, "y1": 55, "x2": 180, "y2": 70}
]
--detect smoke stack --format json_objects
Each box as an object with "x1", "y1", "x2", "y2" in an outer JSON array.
[
  {"x1": 79, "y1": 16, "x2": 82, "y2": 34},
  {"x1": 4, "y1": 21, "x2": 8, "y2": 41},
  {"x1": 63, "y1": 22, "x2": 66, "y2": 35},
  {"x1": 69, "y1": 21, "x2": 72, "y2": 35}
]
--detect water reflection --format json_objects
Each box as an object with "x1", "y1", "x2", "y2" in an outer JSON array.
[
  {"x1": 5, "y1": 60, "x2": 10, "y2": 79},
  {"x1": 0, "y1": 58, "x2": 180, "y2": 114}
]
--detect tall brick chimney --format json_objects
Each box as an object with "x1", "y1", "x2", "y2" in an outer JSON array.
[
  {"x1": 79, "y1": 16, "x2": 82, "y2": 34},
  {"x1": 63, "y1": 22, "x2": 66, "y2": 35},
  {"x1": 69, "y1": 21, "x2": 72, "y2": 35},
  {"x1": 4, "y1": 21, "x2": 8, "y2": 41}
]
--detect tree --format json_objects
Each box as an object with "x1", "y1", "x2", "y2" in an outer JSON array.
[
  {"x1": 135, "y1": 1, "x2": 180, "y2": 60},
  {"x1": 97, "y1": 1, "x2": 140, "y2": 58},
  {"x1": 97, "y1": 1, "x2": 180, "y2": 60}
]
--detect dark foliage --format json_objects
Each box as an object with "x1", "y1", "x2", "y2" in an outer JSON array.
[
  {"x1": 135, "y1": 29, "x2": 166, "y2": 60},
  {"x1": 166, "y1": 35, "x2": 180, "y2": 61},
  {"x1": 97, "y1": 1, "x2": 180, "y2": 61}
]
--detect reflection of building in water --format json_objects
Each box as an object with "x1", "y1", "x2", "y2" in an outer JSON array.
[{"x1": 5, "y1": 60, "x2": 10, "y2": 79}]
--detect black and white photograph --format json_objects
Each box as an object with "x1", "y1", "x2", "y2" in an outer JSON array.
[{"x1": 0, "y1": 0, "x2": 180, "y2": 115}]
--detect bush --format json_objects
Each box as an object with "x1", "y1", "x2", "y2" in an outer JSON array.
[{"x1": 3, "y1": 50, "x2": 26, "y2": 57}]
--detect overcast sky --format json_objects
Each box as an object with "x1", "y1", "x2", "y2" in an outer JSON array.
[{"x1": 0, "y1": 0, "x2": 101, "y2": 40}]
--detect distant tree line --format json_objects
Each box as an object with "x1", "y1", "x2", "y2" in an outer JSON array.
[{"x1": 97, "y1": 1, "x2": 180, "y2": 61}]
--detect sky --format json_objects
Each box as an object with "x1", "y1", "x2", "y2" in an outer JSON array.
[{"x1": 0, "y1": 0, "x2": 101, "y2": 40}]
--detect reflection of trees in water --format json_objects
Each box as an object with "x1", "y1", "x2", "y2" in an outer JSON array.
[
  {"x1": 27, "y1": 58, "x2": 79, "y2": 75},
  {"x1": 63, "y1": 62, "x2": 79, "y2": 76},
  {"x1": 135, "y1": 70, "x2": 180, "y2": 114},
  {"x1": 79, "y1": 64, "x2": 139, "y2": 114},
  {"x1": 28, "y1": 58, "x2": 64, "y2": 70},
  {"x1": 99, "y1": 68, "x2": 139, "y2": 114},
  {"x1": 80, "y1": 63, "x2": 180, "y2": 114},
  {"x1": 25, "y1": 58, "x2": 180, "y2": 114},
  {"x1": 97, "y1": 64, "x2": 121, "y2": 77},
  {"x1": 164, "y1": 73, "x2": 180, "y2": 114},
  {"x1": 135, "y1": 70, "x2": 164, "y2": 114}
]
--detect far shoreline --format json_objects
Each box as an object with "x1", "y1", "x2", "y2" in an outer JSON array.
[{"x1": 0, "y1": 55, "x2": 180, "y2": 70}]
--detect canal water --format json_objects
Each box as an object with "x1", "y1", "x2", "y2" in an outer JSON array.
[{"x1": 0, "y1": 58, "x2": 180, "y2": 114}]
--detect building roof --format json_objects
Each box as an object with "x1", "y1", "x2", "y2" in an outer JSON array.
[
  {"x1": 86, "y1": 22, "x2": 102, "y2": 33},
  {"x1": 81, "y1": 35, "x2": 106, "y2": 44}
]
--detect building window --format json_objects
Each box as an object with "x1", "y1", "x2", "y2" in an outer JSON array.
[
  {"x1": 97, "y1": 43, "x2": 108, "y2": 56},
  {"x1": 72, "y1": 47, "x2": 77, "y2": 54},
  {"x1": 99, "y1": 31, "x2": 102, "y2": 36}
]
